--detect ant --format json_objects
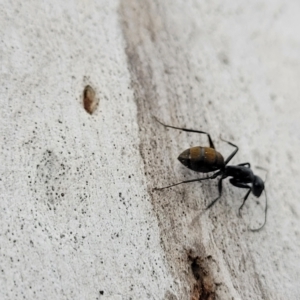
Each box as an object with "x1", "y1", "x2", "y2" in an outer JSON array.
[{"x1": 154, "y1": 117, "x2": 267, "y2": 231}]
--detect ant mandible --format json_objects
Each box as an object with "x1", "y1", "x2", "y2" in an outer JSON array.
[{"x1": 154, "y1": 117, "x2": 267, "y2": 231}]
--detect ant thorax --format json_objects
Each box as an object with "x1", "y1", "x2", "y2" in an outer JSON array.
[{"x1": 225, "y1": 165, "x2": 254, "y2": 183}]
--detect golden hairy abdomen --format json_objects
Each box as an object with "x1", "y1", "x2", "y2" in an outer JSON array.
[{"x1": 180, "y1": 146, "x2": 224, "y2": 173}]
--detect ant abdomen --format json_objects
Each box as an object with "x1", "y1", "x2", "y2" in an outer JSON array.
[{"x1": 178, "y1": 146, "x2": 224, "y2": 173}]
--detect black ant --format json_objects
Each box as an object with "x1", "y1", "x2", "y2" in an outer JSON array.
[{"x1": 154, "y1": 117, "x2": 267, "y2": 231}]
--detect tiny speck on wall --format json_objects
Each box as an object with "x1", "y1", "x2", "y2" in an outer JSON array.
[{"x1": 83, "y1": 85, "x2": 98, "y2": 114}]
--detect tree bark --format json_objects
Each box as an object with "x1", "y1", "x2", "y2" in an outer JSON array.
[{"x1": 1, "y1": 0, "x2": 300, "y2": 299}]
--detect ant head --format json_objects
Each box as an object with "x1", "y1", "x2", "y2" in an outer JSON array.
[{"x1": 252, "y1": 175, "x2": 264, "y2": 197}]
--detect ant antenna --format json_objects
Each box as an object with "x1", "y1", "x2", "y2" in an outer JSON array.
[
  {"x1": 250, "y1": 166, "x2": 268, "y2": 232},
  {"x1": 255, "y1": 166, "x2": 268, "y2": 181},
  {"x1": 250, "y1": 189, "x2": 268, "y2": 232}
]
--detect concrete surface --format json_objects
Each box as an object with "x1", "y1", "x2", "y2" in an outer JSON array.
[
  {"x1": 0, "y1": 1, "x2": 174, "y2": 299},
  {"x1": 1, "y1": 0, "x2": 300, "y2": 299}
]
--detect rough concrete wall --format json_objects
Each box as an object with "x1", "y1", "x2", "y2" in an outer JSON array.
[
  {"x1": 0, "y1": 1, "x2": 174, "y2": 299},
  {"x1": 1, "y1": 0, "x2": 300, "y2": 299},
  {"x1": 120, "y1": 0, "x2": 300, "y2": 299}
]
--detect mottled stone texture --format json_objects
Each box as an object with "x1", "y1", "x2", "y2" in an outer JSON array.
[{"x1": 1, "y1": 0, "x2": 300, "y2": 299}]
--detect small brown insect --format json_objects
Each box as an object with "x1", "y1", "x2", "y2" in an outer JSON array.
[
  {"x1": 83, "y1": 85, "x2": 98, "y2": 114},
  {"x1": 154, "y1": 117, "x2": 268, "y2": 231}
]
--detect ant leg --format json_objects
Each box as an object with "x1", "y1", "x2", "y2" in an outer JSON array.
[
  {"x1": 153, "y1": 116, "x2": 215, "y2": 149},
  {"x1": 239, "y1": 189, "x2": 252, "y2": 216},
  {"x1": 229, "y1": 178, "x2": 251, "y2": 216},
  {"x1": 206, "y1": 177, "x2": 224, "y2": 209},
  {"x1": 154, "y1": 171, "x2": 221, "y2": 191},
  {"x1": 238, "y1": 162, "x2": 251, "y2": 168},
  {"x1": 220, "y1": 138, "x2": 239, "y2": 165}
]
